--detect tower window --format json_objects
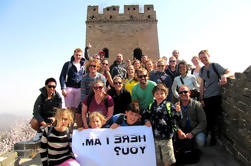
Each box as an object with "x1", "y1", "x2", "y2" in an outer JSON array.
[
  {"x1": 128, "y1": 8, "x2": 130, "y2": 10},
  {"x1": 148, "y1": 15, "x2": 151, "y2": 19},
  {"x1": 113, "y1": 7, "x2": 116, "y2": 11},
  {"x1": 110, "y1": 15, "x2": 112, "y2": 19},
  {"x1": 107, "y1": 8, "x2": 110, "y2": 11},
  {"x1": 147, "y1": 7, "x2": 150, "y2": 10},
  {"x1": 93, "y1": 8, "x2": 96, "y2": 11},
  {"x1": 133, "y1": 8, "x2": 136, "y2": 10}
]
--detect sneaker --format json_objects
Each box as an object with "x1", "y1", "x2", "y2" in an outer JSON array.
[{"x1": 32, "y1": 132, "x2": 42, "y2": 142}]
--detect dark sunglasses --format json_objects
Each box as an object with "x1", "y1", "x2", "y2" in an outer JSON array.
[
  {"x1": 178, "y1": 90, "x2": 189, "y2": 95},
  {"x1": 94, "y1": 86, "x2": 103, "y2": 90},
  {"x1": 48, "y1": 85, "x2": 56, "y2": 89},
  {"x1": 89, "y1": 65, "x2": 96, "y2": 68},
  {"x1": 138, "y1": 75, "x2": 147, "y2": 78},
  {"x1": 169, "y1": 60, "x2": 176, "y2": 63},
  {"x1": 114, "y1": 81, "x2": 122, "y2": 85},
  {"x1": 102, "y1": 63, "x2": 108, "y2": 66}
]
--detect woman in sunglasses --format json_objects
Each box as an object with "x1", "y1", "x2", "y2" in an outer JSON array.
[
  {"x1": 107, "y1": 76, "x2": 131, "y2": 114},
  {"x1": 82, "y1": 80, "x2": 114, "y2": 129}
]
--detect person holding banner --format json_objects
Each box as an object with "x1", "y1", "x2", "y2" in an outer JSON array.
[
  {"x1": 142, "y1": 84, "x2": 181, "y2": 166},
  {"x1": 82, "y1": 79, "x2": 114, "y2": 129},
  {"x1": 40, "y1": 108, "x2": 80, "y2": 166},
  {"x1": 89, "y1": 112, "x2": 106, "y2": 129},
  {"x1": 103, "y1": 102, "x2": 142, "y2": 128}
]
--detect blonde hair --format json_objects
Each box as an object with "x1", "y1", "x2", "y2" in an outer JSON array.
[
  {"x1": 87, "y1": 58, "x2": 100, "y2": 69},
  {"x1": 157, "y1": 59, "x2": 167, "y2": 66},
  {"x1": 198, "y1": 50, "x2": 210, "y2": 56},
  {"x1": 54, "y1": 108, "x2": 74, "y2": 127},
  {"x1": 89, "y1": 112, "x2": 106, "y2": 126},
  {"x1": 74, "y1": 48, "x2": 83, "y2": 54},
  {"x1": 113, "y1": 76, "x2": 122, "y2": 82}
]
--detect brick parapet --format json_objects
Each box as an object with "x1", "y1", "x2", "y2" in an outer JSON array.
[
  {"x1": 221, "y1": 65, "x2": 251, "y2": 166},
  {"x1": 87, "y1": 5, "x2": 157, "y2": 23}
]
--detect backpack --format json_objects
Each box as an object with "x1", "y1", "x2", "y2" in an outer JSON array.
[
  {"x1": 148, "y1": 101, "x2": 178, "y2": 131},
  {"x1": 174, "y1": 139, "x2": 201, "y2": 164},
  {"x1": 200, "y1": 63, "x2": 221, "y2": 81}
]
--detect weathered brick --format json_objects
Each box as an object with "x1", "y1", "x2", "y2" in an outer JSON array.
[{"x1": 86, "y1": 5, "x2": 159, "y2": 63}]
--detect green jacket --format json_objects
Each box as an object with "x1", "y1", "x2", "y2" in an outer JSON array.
[{"x1": 177, "y1": 99, "x2": 207, "y2": 135}]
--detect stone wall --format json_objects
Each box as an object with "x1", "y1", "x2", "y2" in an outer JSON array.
[
  {"x1": 220, "y1": 65, "x2": 251, "y2": 166},
  {"x1": 85, "y1": 5, "x2": 160, "y2": 63}
]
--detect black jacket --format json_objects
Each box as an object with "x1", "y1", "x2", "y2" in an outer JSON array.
[
  {"x1": 107, "y1": 87, "x2": 131, "y2": 114},
  {"x1": 33, "y1": 87, "x2": 62, "y2": 123}
]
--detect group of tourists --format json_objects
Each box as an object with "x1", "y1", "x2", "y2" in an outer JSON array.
[{"x1": 30, "y1": 46, "x2": 233, "y2": 166}]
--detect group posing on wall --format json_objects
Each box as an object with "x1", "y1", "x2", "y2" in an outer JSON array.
[{"x1": 30, "y1": 46, "x2": 233, "y2": 166}]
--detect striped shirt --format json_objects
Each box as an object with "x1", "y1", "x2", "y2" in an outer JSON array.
[
  {"x1": 81, "y1": 72, "x2": 106, "y2": 101},
  {"x1": 40, "y1": 126, "x2": 73, "y2": 166}
]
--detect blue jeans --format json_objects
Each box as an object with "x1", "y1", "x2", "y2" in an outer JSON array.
[{"x1": 194, "y1": 132, "x2": 206, "y2": 147}]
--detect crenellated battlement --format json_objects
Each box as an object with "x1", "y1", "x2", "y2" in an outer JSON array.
[{"x1": 86, "y1": 5, "x2": 157, "y2": 23}]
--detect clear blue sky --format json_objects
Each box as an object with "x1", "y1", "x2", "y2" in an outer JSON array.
[{"x1": 0, "y1": 0, "x2": 250, "y2": 116}]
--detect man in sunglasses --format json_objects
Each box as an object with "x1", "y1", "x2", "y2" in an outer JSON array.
[
  {"x1": 132, "y1": 68, "x2": 156, "y2": 111},
  {"x1": 30, "y1": 78, "x2": 62, "y2": 141},
  {"x1": 176, "y1": 85, "x2": 207, "y2": 148}
]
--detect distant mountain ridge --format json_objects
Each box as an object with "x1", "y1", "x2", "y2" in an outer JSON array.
[{"x1": 0, "y1": 113, "x2": 31, "y2": 130}]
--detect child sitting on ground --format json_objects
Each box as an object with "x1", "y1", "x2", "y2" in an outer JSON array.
[
  {"x1": 40, "y1": 108, "x2": 80, "y2": 166},
  {"x1": 103, "y1": 102, "x2": 142, "y2": 128},
  {"x1": 142, "y1": 84, "x2": 181, "y2": 166}
]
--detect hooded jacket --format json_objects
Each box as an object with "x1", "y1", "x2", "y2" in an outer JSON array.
[
  {"x1": 33, "y1": 87, "x2": 62, "y2": 123},
  {"x1": 59, "y1": 56, "x2": 86, "y2": 89}
]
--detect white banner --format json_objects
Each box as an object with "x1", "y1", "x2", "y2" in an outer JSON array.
[{"x1": 72, "y1": 126, "x2": 156, "y2": 166}]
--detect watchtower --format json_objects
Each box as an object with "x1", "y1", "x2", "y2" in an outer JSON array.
[{"x1": 85, "y1": 5, "x2": 159, "y2": 63}]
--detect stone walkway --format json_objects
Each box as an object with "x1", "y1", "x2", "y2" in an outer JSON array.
[{"x1": 19, "y1": 144, "x2": 241, "y2": 166}]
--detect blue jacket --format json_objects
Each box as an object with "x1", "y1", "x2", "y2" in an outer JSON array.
[
  {"x1": 59, "y1": 56, "x2": 85, "y2": 89},
  {"x1": 103, "y1": 113, "x2": 142, "y2": 128}
]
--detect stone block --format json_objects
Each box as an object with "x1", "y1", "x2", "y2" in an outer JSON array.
[
  {"x1": 14, "y1": 141, "x2": 40, "y2": 159},
  {"x1": 14, "y1": 141, "x2": 40, "y2": 151},
  {"x1": 0, "y1": 151, "x2": 17, "y2": 166},
  {"x1": 15, "y1": 149, "x2": 37, "y2": 158},
  {"x1": 234, "y1": 72, "x2": 244, "y2": 80}
]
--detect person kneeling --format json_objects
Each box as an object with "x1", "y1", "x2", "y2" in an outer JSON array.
[{"x1": 174, "y1": 85, "x2": 207, "y2": 165}]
